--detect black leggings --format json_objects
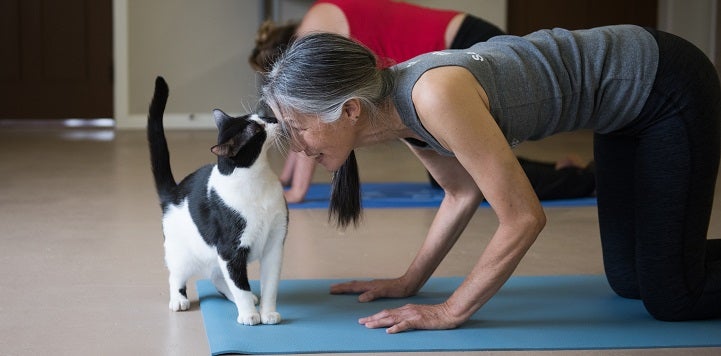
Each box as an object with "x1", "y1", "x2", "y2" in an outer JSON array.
[
  {"x1": 444, "y1": 16, "x2": 597, "y2": 200},
  {"x1": 594, "y1": 29, "x2": 721, "y2": 320}
]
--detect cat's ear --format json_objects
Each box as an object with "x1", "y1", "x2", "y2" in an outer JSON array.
[
  {"x1": 210, "y1": 142, "x2": 233, "y2": 157},
  {"x1": 213, "y1": 109, "x2": 231, "y2": 129},
  {"x1": 210, "y1": 123, "x2": 261, "y2": 158}
]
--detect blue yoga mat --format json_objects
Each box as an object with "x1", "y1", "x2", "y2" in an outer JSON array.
[
  {"x1": 197, "y1": 275, "x2": 721, "y2": 355},
  {"x1": 288, "y1": 182, "x2": 597, "y2": 209}
]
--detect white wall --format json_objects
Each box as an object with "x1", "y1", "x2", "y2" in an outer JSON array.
[
  {"x1": 114, "y1": 0, "x2": 717, "y2": 129},
  {"x1": 116, "y1": 0, "x2": 265, "y2": 129},
  {"x1": 114, "y1": 0, "x2": 506, "y2": 129},
  {"x1": 658, "y1": 0, "x2": 717, "y2": 61}
]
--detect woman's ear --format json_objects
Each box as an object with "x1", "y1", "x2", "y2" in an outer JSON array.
[{"x1": 342, "y1": 99, "x2": 362, "y2": 124}]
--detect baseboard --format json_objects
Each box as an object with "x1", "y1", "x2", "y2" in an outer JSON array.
[{"x1": 117, "y1": 113, "x2": 216, "y2": 130}]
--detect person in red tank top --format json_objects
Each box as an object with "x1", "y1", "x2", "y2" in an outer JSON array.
[
  {"x1": 249, "y1": 0, "x2": 595, "y2": 204},
  {"x1": 314, "y1": 0, "x2": 458, "y2": 64}
]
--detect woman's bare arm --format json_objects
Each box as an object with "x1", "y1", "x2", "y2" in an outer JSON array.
[
  {"x1": 358, "y1": 66, "x2": 545, "y2": 333},
  {"x1": 329, "y1": 147, "x2": 483, "y2": 301},
  {"x1": 296, "y1": 3, "x2": 349, "y2": 37}
]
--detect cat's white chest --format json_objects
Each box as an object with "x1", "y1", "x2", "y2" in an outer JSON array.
[
  {"x1": 208, "y1": 165, "x2": 286, "y2": 258},
  {"x1": 209, "y1": 165, "x2": 284, "y2": 209}
]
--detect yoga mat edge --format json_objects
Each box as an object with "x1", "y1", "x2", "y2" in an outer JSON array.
[{"x1": 198, "y1": 275, "x2": 721, "y2": 355}]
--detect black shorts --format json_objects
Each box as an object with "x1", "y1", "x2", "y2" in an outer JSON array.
[{"x1": 449, "y1": 14, "x2": 505, "y2": 49}]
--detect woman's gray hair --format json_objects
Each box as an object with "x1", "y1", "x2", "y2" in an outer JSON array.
[
  {"x1": 261, "y1": 32, "x2": 395, "y2": 229},
  {"x1": 261, "y1": 32, "x2": 394, "y2": 123}
]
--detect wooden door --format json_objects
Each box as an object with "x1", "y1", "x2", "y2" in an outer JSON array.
[
  {"x1": 507, "y1": 0, "x2": 657, "y2": 36},
  {"x1": 717, "y1": 2, "x2": 721, "y2": 79},
  {"x1": 0, "y1": 0, "x2": 113, "y2": 119}
]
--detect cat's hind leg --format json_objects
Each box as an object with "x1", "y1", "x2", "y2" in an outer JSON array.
[
  {"x1": 210, "y1": 267, "x2": 232, "y2": 300},
  {"x1": 168, "y1": 271, "x2": 191, "y2": 311},
  {"x1": 163, "y1": 210, "x2": 199, "y2": 311},
  {"x1": 165, "y1": 244, "x2": 196, "y2": 311}
]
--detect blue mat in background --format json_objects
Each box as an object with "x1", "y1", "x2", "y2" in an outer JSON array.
[
  {"x1": 288, "y1": 182, "x2": 597, "y2": 209},
  {"x1": 197, "y1": 275, "x2": 721, "y2": 355}
]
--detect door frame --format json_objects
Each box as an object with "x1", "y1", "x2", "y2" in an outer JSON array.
[{"x1": 112, "y1": 0, "x2": 129, "y2": 128}]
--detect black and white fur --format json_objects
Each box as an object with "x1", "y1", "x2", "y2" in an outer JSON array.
[{"x1": 147, "y1": 76, "x2": 287, "y2": 325}]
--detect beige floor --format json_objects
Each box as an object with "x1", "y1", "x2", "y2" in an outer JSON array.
[{"x1": 0, "y1": 124, "x2": 719, "y2": 356}]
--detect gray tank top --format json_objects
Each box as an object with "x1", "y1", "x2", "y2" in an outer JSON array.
[{"x1": 391, "y1": 25, "x2": 659, "y2": 156}]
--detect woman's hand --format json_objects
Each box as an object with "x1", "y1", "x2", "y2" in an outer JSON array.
[
  {"x1": 358, "y1": 302, "x2": 464, "y2": 334},
  {"x1": 330, "y1": 278, "x2": 417, "y2": 302},
  {"x1": 331, "y1": 279, "x2": 466, "y2": 333},
  {"x1": 283, "y1": 189, "x2": 305, "y2": 204}
]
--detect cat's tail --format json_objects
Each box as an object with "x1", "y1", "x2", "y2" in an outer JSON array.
[{"x1": 147, "y1": 76, "x2": 177, "y2": 204}]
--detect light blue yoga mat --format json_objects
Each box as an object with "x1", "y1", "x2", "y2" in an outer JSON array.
[
  {"x1": 197, "y1": 275, "x2": 721, "y2": 355},
  {"x1": 288, "y1": 182, "x2": 597, "y2": 209}
]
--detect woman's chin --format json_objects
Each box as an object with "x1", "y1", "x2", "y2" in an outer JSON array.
[{"x1": 318, "y1": 156, "x2": 342, "y2": 172}]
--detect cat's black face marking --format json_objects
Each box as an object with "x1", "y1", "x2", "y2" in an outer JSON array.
[{"x1": 211, "y1": 110, "x2": 269, "y2": 174}]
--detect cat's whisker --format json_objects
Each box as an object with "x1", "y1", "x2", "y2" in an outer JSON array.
[
  {"x1": 274, "y1": 135, "x2": 286, "y2": 154},
  {"x1": 240, "y1": 101, "x2": 252, "y2": 115},
  {"x1": 271, "y1": 124, "x2": 293, "y2": 157}
]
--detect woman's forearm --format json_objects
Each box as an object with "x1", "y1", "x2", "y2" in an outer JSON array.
[
  {"x1": 401, "y1": 190, "x2": 484, "y2": 293},
  {"x1": 445, "y1": 212, "x2": 544, "y2": 321}
]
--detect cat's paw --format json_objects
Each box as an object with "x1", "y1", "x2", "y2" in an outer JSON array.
[
  {"x1": 261, "y1": 311, "x2": 282, "y2": 325},
  {"x1": 169, "y1": 297, "x2": 190, "y2": 311},
  {"x1": 237, "y1": 311, "x2": 261, "y2": 325},
  {"x1": 252, "y1": 294, "x2": 259, "y2": 305}
]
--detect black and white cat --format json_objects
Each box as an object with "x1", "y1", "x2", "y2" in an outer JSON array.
[{"x1": 147, "y1": 76, "x2": 287, "y2": 325}]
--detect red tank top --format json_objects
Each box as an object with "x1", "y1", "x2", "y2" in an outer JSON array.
[{"x1": 313, "y1": 0, "x2": 459, "y2": 66}]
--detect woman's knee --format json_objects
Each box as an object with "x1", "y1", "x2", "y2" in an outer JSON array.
[
  {"x1": 605, "y1": 270, "x2": 640, "y2": 299},
  {"x1": 642, "y1": 298, "x2": 694, "y2": 321},
  {"x1": 639, "y1": 281, "x2": 712, "y2": 321}
]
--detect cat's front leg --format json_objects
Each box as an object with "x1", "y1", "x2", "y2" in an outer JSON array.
[
  {"x1": 218, "y1": 255, "x2": 261, "y2": 325},
  {"x1": 234, "y1": 290, "x2": 261, "y2": 325},
  {"x1": 212, "y1": 270, "x2": 259, "y2": 304},
  {"x1": 259, "y1": 232, "x2": 285, "y2": 324}
]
